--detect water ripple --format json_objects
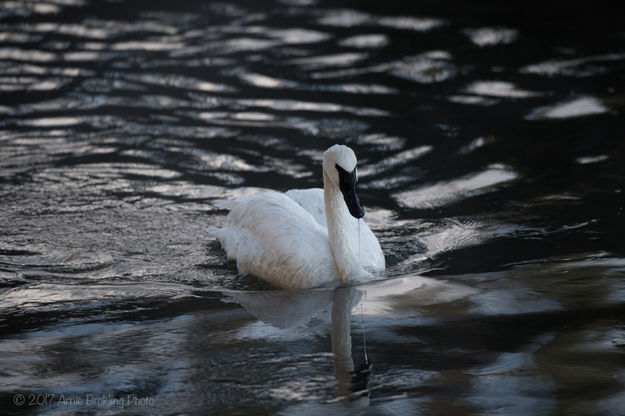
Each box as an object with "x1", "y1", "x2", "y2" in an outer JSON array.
[
  {"x1": 390, "y1": 51, "x2": 455, "y2": 83},
  {"x1": 526, "y1": 96, "x2": 609, "y2": 120},
  {"x1": 464, "y1": 80, "x2": 543, "y2": 98},
  {"x1": 394, "y1": 165, "x2": 518, "y2": 209},
  {"x1": 462, "y1": 27, "x2": 519, "y2": 47},
  {"x1": 521, "y1": 53, "x2": 625, "y2": 77}
]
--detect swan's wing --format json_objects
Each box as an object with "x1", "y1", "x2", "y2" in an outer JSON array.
[
  {"x1": 285, "y1": 188, "x2": 326, "y2": 226},
  {"x1": 215, "y1": 193, "x2": 338, "y2": 289},
  {"x1": 213, "y1": 189, "x2": 280, "y2": 211}
]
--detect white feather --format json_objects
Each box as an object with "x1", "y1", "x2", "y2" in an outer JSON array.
[{"x1": 207, "y1": 145, "x2": 385, "y2": 289}]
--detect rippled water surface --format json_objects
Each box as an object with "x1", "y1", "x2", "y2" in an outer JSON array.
[{"x1": 1, "y1": 0, "x2": 625, "y2": 414}]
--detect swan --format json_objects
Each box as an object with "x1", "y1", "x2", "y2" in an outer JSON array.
[{"x1": 206, "y1": 144, "x2": 385, "y2": 289}]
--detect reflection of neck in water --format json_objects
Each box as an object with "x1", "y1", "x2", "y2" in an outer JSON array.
[
  {"x1": 332, "y1": 287, "x2": 371, "y2": 403},
  {"x1": 226, "y1": 285, "x2": 371, "y2": 404},
  {"x1": 332, "y1": 287, "x2": 355, "y2": 381}
]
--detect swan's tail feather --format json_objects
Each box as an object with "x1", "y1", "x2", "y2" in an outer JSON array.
[
  {"x1": 205, "y1": 226, "x2": 237, "y2": 259},
  {"x1": 205, "y1": 226, "x2": 223, "y2": 239}
]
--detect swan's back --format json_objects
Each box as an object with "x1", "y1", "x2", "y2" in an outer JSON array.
[
  {"x1": 209, "y1": 193, "x2": 339, "y2": 289},
  {"x1": 286, "y1": 188, "x2": 326, "y2": 226}
]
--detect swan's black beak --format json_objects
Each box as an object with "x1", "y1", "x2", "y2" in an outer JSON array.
[{"x1": 336, "y1": 164, "x2": 365, "y2": 219}]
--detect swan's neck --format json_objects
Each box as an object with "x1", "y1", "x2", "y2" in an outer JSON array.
[{"x1": 324, "y1": 168, "x2": 360, "y2": 281}]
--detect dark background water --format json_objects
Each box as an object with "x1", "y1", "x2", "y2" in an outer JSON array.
[{"x1": 1, "y1": 0, "x2": 624, "y2": 414}]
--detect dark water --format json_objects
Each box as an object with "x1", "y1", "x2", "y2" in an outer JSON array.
[{"x1": 1, "y1": 0, "x2": 624, "y2": 414}]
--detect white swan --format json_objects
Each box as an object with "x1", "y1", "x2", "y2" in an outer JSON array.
[{"x1": 206, "y1": 144, "x2": 385, "y2": 289}]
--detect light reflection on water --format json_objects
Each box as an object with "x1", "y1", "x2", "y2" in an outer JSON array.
[
  {"x1": 527, "y1": 96, "x2": 609, "y2": 120},
  {"x1": 0, "y1": 0, "x2": 624, "y2": 414},
  {"x1": 394, "y1": 165, "x2": 518, "y2": 209}
]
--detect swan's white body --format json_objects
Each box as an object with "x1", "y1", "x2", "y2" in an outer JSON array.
[{"x1": 207, "y1": 145, "x2": 385, "y2": 290}]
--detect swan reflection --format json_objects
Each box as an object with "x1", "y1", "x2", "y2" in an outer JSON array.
[{"x1": 225, "y1": 286, "x2": 372, "y2": 405}]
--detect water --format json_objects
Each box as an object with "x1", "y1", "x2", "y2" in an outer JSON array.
[{"x1": 1, "y1": 0, "x2": 624, "y2": 414}]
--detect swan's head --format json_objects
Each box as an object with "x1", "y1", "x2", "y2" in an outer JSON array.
[{"x1": 323, "y1": 144, "x2": 365, "y2": 219}]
